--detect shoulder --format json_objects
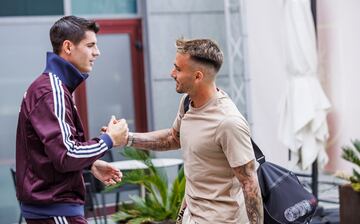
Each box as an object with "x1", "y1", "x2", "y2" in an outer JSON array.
[
  {"x1": 28, "y1": 73, "x2": 70, "y2": 95},
  {"x1": 216, "y1": 91, "x2": 247, "y2": 124},
  {"x1": 28, "y1": 73, "x2": 51, "y2": 90},
  {"x1": 216, "y1": 90, "x2": 239, "y2": 111},
  {"x1": 218, "y1": 115, "x2": 250, "y2": 135},
  {"x1": 25, "y1": 74, "x2": 52, "y2": 102},
  {"x1": 28, "y1": 73, "x2": 72, "y2": 105}
]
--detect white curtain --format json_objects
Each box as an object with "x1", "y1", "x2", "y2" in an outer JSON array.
[{"x1": 278, "y1": 0, "x2": 331, "y2": 170}]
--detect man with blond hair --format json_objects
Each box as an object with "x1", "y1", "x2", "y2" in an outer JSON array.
[{"x1": 125, "y1": 38, "x2": 263, "y2": 223}]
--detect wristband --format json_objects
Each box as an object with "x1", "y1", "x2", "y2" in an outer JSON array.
[{"x1": 126, "y1": 132, "x2": 134, "y2": 147}]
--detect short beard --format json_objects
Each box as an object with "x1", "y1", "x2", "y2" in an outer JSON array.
[{"x1": 175, "y1": 84, "x2": 185, "y2": 94}]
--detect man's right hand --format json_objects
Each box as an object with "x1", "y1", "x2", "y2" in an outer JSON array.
[{"x1": 106, "y1": 115, "x2": 128, "y2": 147}]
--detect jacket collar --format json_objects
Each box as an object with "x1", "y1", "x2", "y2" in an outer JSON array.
[{"x1": 44, "y1": 52, "x2": 89, "y2": 93}]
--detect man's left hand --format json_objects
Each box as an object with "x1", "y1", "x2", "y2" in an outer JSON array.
[{"x1": 91, "y1": 160, "x2": 122, "y2": 186}]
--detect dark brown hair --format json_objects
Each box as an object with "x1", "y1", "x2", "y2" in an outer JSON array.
[{"x1": 50, "y1": 16, "x2": 100, "y2": 54}]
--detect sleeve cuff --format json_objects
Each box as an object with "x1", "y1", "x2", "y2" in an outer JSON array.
[{"x1": 99, "y1": 133, "x2": 113, "y2": 149}]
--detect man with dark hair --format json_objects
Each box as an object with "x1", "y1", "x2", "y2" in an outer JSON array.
[
  {"x1": 16, "y1": 15, "x2": 128, "y2": 223},
  {"x1": 124, "y1": 38, "x2": 264, "y2": 223},
  {"x1": 50, "y1": 16, "x2": 100, "y2": 55}
]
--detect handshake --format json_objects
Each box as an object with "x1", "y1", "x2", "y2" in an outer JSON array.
[{"x1": 102, "y1": 115, "x2": 130, "y2": 148}]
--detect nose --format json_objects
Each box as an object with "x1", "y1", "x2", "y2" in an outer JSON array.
[
  {"x1": 94, "y1": 45, "x2": 100, "y2": 57},
  {"x1": 170, "y1": 68, "x2": 176, "y2": 79}
]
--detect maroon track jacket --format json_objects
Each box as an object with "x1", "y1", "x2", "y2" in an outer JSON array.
[{"x1": 15, "y1": 52, "x2": 113, "y2": 217}]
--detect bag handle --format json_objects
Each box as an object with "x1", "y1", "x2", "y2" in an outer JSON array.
[
  {"x1": 183, "y1": 94, "x2": 191, "y2": 114},
  {"x1": 183, "y1": 95, "x2": 266, "y2": 164},
  {"x1": 251, "y1": 139, "x2": 266, "y2": 164}
]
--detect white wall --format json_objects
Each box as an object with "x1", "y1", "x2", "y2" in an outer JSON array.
[{"x1": 318, "y1": 0, "x2": 360, "y2": 173}]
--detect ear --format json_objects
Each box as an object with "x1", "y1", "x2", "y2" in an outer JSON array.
[
  {"x1": 194, "y1": 70, "x2": 204, "y2": 81},
  {"x1": 62, "y1": 40, "x2": 73, "y2": 55}
]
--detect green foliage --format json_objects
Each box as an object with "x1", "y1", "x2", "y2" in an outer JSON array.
[
  {"x1": 105, "y1": 147, "x2": 185, "y2": 223},
  {"x1": 341, "y1": 139, "x2": 360, "y2": 192}
]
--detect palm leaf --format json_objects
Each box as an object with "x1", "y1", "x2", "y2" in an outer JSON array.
[
  {"x1": 167, "y1": 167, "x2": 185, "y2": 212},
  {"x1": 172, "y1": 175, "x2": 186, "y2": 219},
  {"x1": 105, "y1": 169, "x2": 145, "y2": 192},
  {"x1": 119, "y1": 203, "x2": 143, "y2": 217},
  {"x1": 122, "y1": 147, "x2": 149, "y2": 161},
  {"x1": 351, "y1": 183, "x2": 360, "y2": 192},
  {"x1": 122, "y1": 147, "x2": 169, "y2": 205},
  {"x1": 342, "y1": 146, "x2": 360, "y2": 167},
  {"x1": 128, "y1": 217, "x2": 154, "y2": 224},
  {"x1": 341, "y1": 140, "x2": 360, "y2": 192},
  {"x1": 144, "y1": 194, "x2": 168, "y2": 219},
  {"x1": 108, "y1": 147, "x2": 185, "y2": 223},
  {"x1": 129, "y1": 195, "x2": 155, "y2": 215},
  {"x1": 147, "y1": 171, "x2": 168, "y2": 206},
  {"x1": 353, "y1": 139, "x2": 360, "y2": 154},
  {"x1": 353, "y1": 169, "x2": 360, "y2": 182},
  {"x1": 112, "y1": 210, "x2": 135, "y2": 222},
  {"x1": 127, "y1": 195, "x2": 169, "y2": 220}
]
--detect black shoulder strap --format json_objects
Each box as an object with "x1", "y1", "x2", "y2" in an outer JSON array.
[
  {"x1": 183, "y1": 95, "x2": 190, "y2": 114},
  {"x1": 251, "y1": 139, "x2": 266, "y2": 164},
  {"x1": 182, "y1": 94, "x2": 266, "y2": 164}
]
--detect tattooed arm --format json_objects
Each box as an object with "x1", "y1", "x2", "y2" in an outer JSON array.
[
  {"x1": 131, "y1": 128, "x2": 181, "y2": 151},
  {"x1": 233, "y1": 160, "x2": 263, "y2": 224}
]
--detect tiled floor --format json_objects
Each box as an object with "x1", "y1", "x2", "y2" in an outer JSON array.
[
  {"x1": 305, "y1": 172, "x2": 342, "y2": 224},
  {"x1": 302, "y1": 174, "x2": 341, "y2": 206}
]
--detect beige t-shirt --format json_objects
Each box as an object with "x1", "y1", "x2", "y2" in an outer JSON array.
[{"x1": 173, "y1": 90, "x2": 254, "y2": 224}]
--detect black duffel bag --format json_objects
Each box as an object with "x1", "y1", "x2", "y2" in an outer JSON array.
[{"x1": 252, "y1": 140, "x2": 318, "y2": 224}]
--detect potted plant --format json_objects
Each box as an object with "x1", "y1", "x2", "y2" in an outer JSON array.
[
  {"x1": 338, "y1": 139, "x2": 360, "y2": 224},
  {"x1": 105, "y1": 148, "x2": 186, "y2": 224}
]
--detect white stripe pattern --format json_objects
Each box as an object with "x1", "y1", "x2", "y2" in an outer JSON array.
[
  {"x1": 54, "y1": 216, "x2": 60, "y2": 224},
  {"x1": 53, "y1": 216, "x2": 69, "y2": 224},
  {"x1": 49, "y1": 73, "x2": 109, "y2": 158},
  {"x1": 62, "y1": 216, "x2": 69, "y2": 224}
]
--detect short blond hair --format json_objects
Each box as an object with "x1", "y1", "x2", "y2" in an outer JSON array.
[{"x1": 176, "y1": 38, "x2": 223, "y2": 72}]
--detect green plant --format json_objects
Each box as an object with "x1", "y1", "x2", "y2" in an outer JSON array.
[
  {"x1": 341, "y1": 139, "x2": 360, "y2": 192},
  {"x1": 105, "y1": 148, "x2": 186, "y2": 224}
]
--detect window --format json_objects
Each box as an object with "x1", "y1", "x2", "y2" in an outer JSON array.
[
  {"x1": 0, "y1": 0, "x2": 63, "y2": 16},
  {"x1": 0, "y1": 0, "x2": 137, "y2": 17},
  {"x1": 71, "y1": 0, "x2": 137, "y2": 15}
]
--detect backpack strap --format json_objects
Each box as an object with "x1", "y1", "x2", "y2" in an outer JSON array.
[
  {"x1": 183, "y1": 95, "x2": 191, "y2": 114},
  {"x1": 251, "y1": 139, "x2": 266, "y2": 164},
  {"x1": 182, "y1": 94, "x2": 266, "y2": 164}
]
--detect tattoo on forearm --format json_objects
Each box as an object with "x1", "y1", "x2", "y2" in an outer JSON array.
[
  {"x1": 132, "y1": 129, "x2": 180, "y2": 151},
  {"x1": 233, "y1": 160, "x2": 264, "y2": 224}
]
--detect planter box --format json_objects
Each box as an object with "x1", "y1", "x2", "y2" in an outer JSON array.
[{"x1": 339, "y1": 184, "x2": 360, "y2": 224}]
